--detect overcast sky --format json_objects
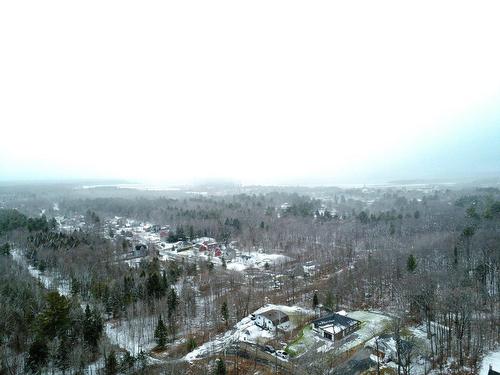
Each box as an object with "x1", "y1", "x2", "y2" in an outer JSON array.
[{"x1": 1, "y1": 0, "x2": 499, "y2": 185}]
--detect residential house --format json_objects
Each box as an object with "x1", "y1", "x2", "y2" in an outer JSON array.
[
  {"x1": 255, "y1": 310, "x2": 289, "y2": 331},
  {"x1": 365, "y1": 334, "x2": 413, "y2": 364},
  {"x1": 311, "y1": 313, "x2": 360, "y2": 342}
]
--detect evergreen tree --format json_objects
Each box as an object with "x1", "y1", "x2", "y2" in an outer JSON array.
[
  {"x1": 186, "y1": 336, "x2": 197, "y2": 352},
  {"x1": 213, "y1": 358, "x2": 226, "y2": 375},
  {"x1": 167, "y1": 288, "x2": 178, "y2": 320},
  {"x1": 0, "y1": 242, "x2": 10, "y2": 256},
  {"x1": 147, "y1": 272, "x2": 165, "y2": 299},
  {"x1": 358, "y1": 211, "x2": 369, "y2": 224},
  {"x1": 407, "y1": 254, "x2": 417, "y2": 273},
  {"x1": 83, "y1": 304, "x2": 103, "y2": 350},
  {"x1": 27, "y1": 339, "x2": 49, "y2": 374},
  {"x1": 137, "y1": 350, "x2": 147, "y2": 371},
  {"x1": 324, "y1": 291, "x2": 334, "y2": 310},
  {"x1": 120, "y1": 351, "x2": 136, "y2": 371},
  {"x1": 105, "y1": 350, "x2": 118, "y2": 375},
  {"x1": 38, "y1": 292, "x2": 71, "y2": 339},
  {"x1": 154, "y1": 315, "x2": 168, "y2": 348},
  {"x1": 221, "y1": 300, "x2": 229, "y2": 327},
  {"x1": 55, "y1": 336, "x2": 70, "y2": 374},
  {"x1": 312, "y1": 292, "x2": 319, "y2": 308},
  {"x1": 70, "y1": 277, "x2": 80, "y2": 296}
]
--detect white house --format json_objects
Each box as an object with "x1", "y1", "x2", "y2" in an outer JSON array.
[{"x1": 255, "y1": 310, "x2": 289, "y2": 331}]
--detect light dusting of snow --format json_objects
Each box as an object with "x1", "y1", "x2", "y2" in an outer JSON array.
[
  {"x1": 11, "y1": 249, "x2": 70, "y2": 297},
  {"x1": 185, "y1": 304, "x2": 313, "y2": 361}
]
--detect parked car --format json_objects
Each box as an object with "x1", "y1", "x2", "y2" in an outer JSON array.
[
  {"x1": 264, "y1": 345, "x2": 275, "y2": 353},
  {"x1": 276, "y1": 350, "x2": 288, "y2": 359},
  {"x1": 250, "y1": 313, "x2": 256, "y2": 320}
]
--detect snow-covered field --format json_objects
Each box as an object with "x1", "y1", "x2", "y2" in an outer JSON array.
[{"x1": 185, "y1": 304, "x2": 313, "y2": 362}]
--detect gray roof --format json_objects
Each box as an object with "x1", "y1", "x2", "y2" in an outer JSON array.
[
  {"x1": 312, "y1": 313, "x2": 359, "y2": 329},
  {"x1": 259, "y1": 309, "x2": 289, "y2": 324}
]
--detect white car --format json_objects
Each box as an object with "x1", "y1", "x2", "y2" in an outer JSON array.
[{"x1": 276, "y1": 350, "x2": 289, "y2": 359}]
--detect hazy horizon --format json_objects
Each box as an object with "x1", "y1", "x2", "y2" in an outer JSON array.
[{"x1": 1, "y1": 1, "x2": 499, "y2": 185}]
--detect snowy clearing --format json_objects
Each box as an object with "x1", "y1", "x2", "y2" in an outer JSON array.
[{"x1": 185, "y1": 304, "x2": 313, "y2": 361}]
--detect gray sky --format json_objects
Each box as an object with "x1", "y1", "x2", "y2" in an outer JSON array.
[{"x1": 1, "y1": 1, "x2": 499, "y2": 185}]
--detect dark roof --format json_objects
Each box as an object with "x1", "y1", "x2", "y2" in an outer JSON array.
[
  {"x1": 312, "y1": 313, "x2": 360, "y2": 328},
  {"x1": 259, "y1": 310, "x2": 289, "y2": 324},
  {"x1": 489, "y1": 368, "x2": 500, "y2": 375}
]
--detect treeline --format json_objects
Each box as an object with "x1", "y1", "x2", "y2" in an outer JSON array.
[{"x1": 0, "y1": 209, "x2": 56, "y2": 235}]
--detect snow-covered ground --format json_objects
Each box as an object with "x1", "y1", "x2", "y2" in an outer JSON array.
[
  {"x1": 11, "y1": 249, "x2": 70, "y2": 297},
  {"x1": 287, "y1": 310, "x2": 391, "y2": 357},
  {"x1": 159, "y1": 247, "x2": 291, "y2": 271},
  {"x1": 480, "y1": 349, "x2": 500, "y2": 375},
  {"x1": 227, "y1": 252, "x2": 291, "y2": 271},
  {"x1": 185, "y1": 304, "x2": 313, "y2": 362},
  {"x1": 315, "y1": 311, "x2": 391, "y2": 354},
  {"x1": 105, "y1": 316, "x2": 157, "y2": 355}
]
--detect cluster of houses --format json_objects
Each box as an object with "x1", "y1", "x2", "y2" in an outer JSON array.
[
  {"x1": 252, "y1": 309, "x2": 361, "y2": 343},
  {"x1": 160, "y1": 236, "x2": 238, "y2": 260},
  {"x1": 196, "y1": 240, "x2": 223, "y2": 257}
]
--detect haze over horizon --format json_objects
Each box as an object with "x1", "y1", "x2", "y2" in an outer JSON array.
[{"x1": 1, "y1": 1, "x2": 500, "y2": 185}]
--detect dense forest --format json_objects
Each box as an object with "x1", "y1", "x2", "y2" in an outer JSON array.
[{"x1": 0, "y1": 183, "x2": 498, "y2": 374}]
